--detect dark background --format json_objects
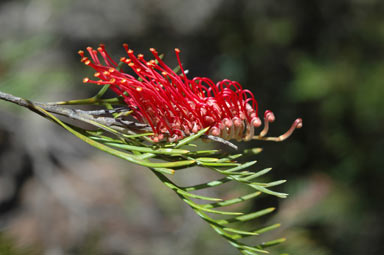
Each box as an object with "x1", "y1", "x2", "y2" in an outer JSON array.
[{"x1": 0, "y1": 0, "x2": 383, "y2": 254}]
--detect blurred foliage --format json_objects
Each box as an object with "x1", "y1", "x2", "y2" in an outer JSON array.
[{"x1": 0, "y1": 234, "x2": 40, "y2": 255}]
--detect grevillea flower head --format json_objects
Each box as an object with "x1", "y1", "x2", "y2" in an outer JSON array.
[{"x1": 79, "y1": 44, "x2": 302, "y2": 142}]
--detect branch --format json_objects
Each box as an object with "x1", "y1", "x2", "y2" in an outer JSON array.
[{"x1": 0, "y1": 91, "x2": 150, "y2": 132}]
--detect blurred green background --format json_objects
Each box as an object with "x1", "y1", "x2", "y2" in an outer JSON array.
[{"x1": 0, "y1": 0, "x2": 383, "y2": 254}]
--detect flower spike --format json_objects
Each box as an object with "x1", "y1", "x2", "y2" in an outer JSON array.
[{"x1": 79, "y1": 44, "x2": 302, "y2": 142}]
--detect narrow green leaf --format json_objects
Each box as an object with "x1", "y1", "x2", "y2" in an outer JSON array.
[
  {"x1": 174, "y1": 127, "x2": 210, "y2": 148},
  {"x1": 252, "y1": 180, "x2": 287, "y2": 187},
  {"x1": 179, "y1": 191, "x2": 222, "y2": 202},
  {"x1": 176, "y1": 189, "x2": 222, "y2": 202},
  {"x1": 105, "y1": 142, "x2": 190, "y2": 155},
  {"x1": 223, "y1": 227, "x2": 259, "y2": 236},
  {"x1": 258, "y1": 238, "x2": 286, "y2": 248},
  {"x1": 232, "y1": 223, "x2": 281, "y2": 240},
  {"x1": 218, "y1": 169, "x2": 255, "y2": 176},
  {"x1": 249, "y1": 184, "x2": 288, "y2": 198},
  {"x1": 155, "y1": 173, "x2": 222, "y2": 201},
  {"x1": 240, "y1": 249, "x2": 260, "y2": 255},
  {"x1": 95, "y1": 84, "x2": 110, "y2": 99},
  {"x1": 228, "y1": 241, "x2": 269, "y2": 254},
  {"x1": 221, "y1": 161, "x2": 257, "y2": 173},
  {"x1": 218, "y1": 207, "x2": 275, "y2": 225},
  {"x1": 198, "y1": 161, "x2": 240, "y2": 167},
  {"x1": 253, "y1": 223, "x2": 281, "y2": 235},
  {"x1": 196, "y1": 157, "x2": 219, "y2": 162},
  {"x1": 188, "y1": 149, "x2": 220, "y2": 156},
  {"x1": 239, "y1": 168, "x2": 273, "y2": 181},
  {"x1": 122, "y1": 132, "x2": 154, "y2": 138},
  {"x1": 204, "y1": 192, "x2": 261, "y2": 209},
  {"x1": 152, "y1": 168, "x2": 175, "y2": 175},
  {"x1": 183, "y1": 199, "x2": 243, "y2": 216},
  {"x1": 217, "y1": 154, "x2": 243, "y2": 162},
  {"x1": 184, "y1": 177, "x2": 231, "y2": 191}
]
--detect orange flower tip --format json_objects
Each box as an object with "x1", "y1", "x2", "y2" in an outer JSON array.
[
  {"x1": 128, "y1": 62, "x2": 135, "y2": 67},
  {"x1": 136, "y1": 87, "x2": 143, "y2": 92},
  {"x1": 83, "y1": 77, "x2": 89, "y2": 83},
  {"x1": 103, "y1": 71, "x2": 110, "y2": 76},
  {"x1": 122, "y1": 43, "x2": 128, "y2": 48},
  {"x1": 99, "y1": 43, "x2": 105, "y2": 48},
  {"x1": 149, "y1": 48, "x2": 157, "y2": 53},
  {"x1": 161, "y1": 71, "x2": 168, "y2": 76},
  {"x1": 92, "y1": 49, "x2": 98, "y2": 55},
  {"x1": 120, "y1": 57, "x2": 126, "y2": 62},
  {"x1": 174, "y1": 48, "x2": 181, "y2": 53},
  {"x1": 138, "y1": 54, "x2": 144, "y2": 58},
  {"x1": 78, "y1": 50, "x2": 84, "y2": 56},
  {"x1": 86, "y1": 46, "x2": 93, "y2": 51},
  {"x1": 94, "y1": 72, "x2": 100, "y2": 77},
  {"x1": 109, "y1": 78, "x2": 116, "y2": 83},
  {"x1": 108, "y1": 67, "x2": 115, "y2": 73},
  {"x1": 84, "y1": 60, "x2": 91, "y2": 65},
  {"x1": 80, "y1": 57, "x2": 88, "y2": 62},
  {"x1": 128, "y1": 49, "x2": 134, "y2": 54},
  {"x1": 121, "y1": 79, "x2": 127, "y2": 83},
  {"x1": 125, "y1": 59, "x2": 131, "y2": 64},
  {"x1": 97, "y1": 47, "x2": 103, "y2": 52}
]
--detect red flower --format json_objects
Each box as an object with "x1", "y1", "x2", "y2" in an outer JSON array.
[{"x1": 79, "y1": 44, "x2": 302, "y2": 142}]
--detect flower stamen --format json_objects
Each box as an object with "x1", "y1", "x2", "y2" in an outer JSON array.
[{"x1": 79, "y1": 44, "x2": 302, "y2": 142}]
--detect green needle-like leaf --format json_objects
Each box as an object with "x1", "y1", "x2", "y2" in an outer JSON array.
[
  {"x1": 252, "y1": 180, "x2": 287, "y2": 187},
  {"x1": 253, "y1": 224, "x2": 281, "y2": 235},
  {"x1": 248, "y1": 184, "x2": 288, "y2": 198},
  {"x1": 257, "y1": 238, "x2": 287, "y2": 248},
  {"x1": 221, "y1": 161, "x2": 258, "y2": 173},
  {"x1": 238, "y1": 168, "x2": 273, "y2": 181},
  {"x1": 197, "y1": 161, "x2": 240, "y2": 167},
  {"x1": 183, "y1": 199, "x2": 243, "y2": 216},
  {"x1": 223, "y1": 227, "x2": 259, "y2": 236},
  {"x1": 104, "y1": 142, "x2": 190, "y2": 155},
  {"x1": 183, "y1": 177, "x2": 232, "y2": 191},
  {"x1": 174, "y1": 127, "x2": 210, "y2": 148},
  {"x1": 218, "y1": 207, "x2": 275, "y2": 225},
  {"x1": 152, "y1": 167, "x2": 175, "y2": 175},
  {"x1": 204, "y1": 191, "x2": 262, "y2": 209}
]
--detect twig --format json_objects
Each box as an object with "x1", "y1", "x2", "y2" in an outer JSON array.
[
  {"x1": 0, "y1": 91, "x2": 150, "y2": 132},
  {"x1": 202, "y1": 135, "x2": 238, "y2": 150}
]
